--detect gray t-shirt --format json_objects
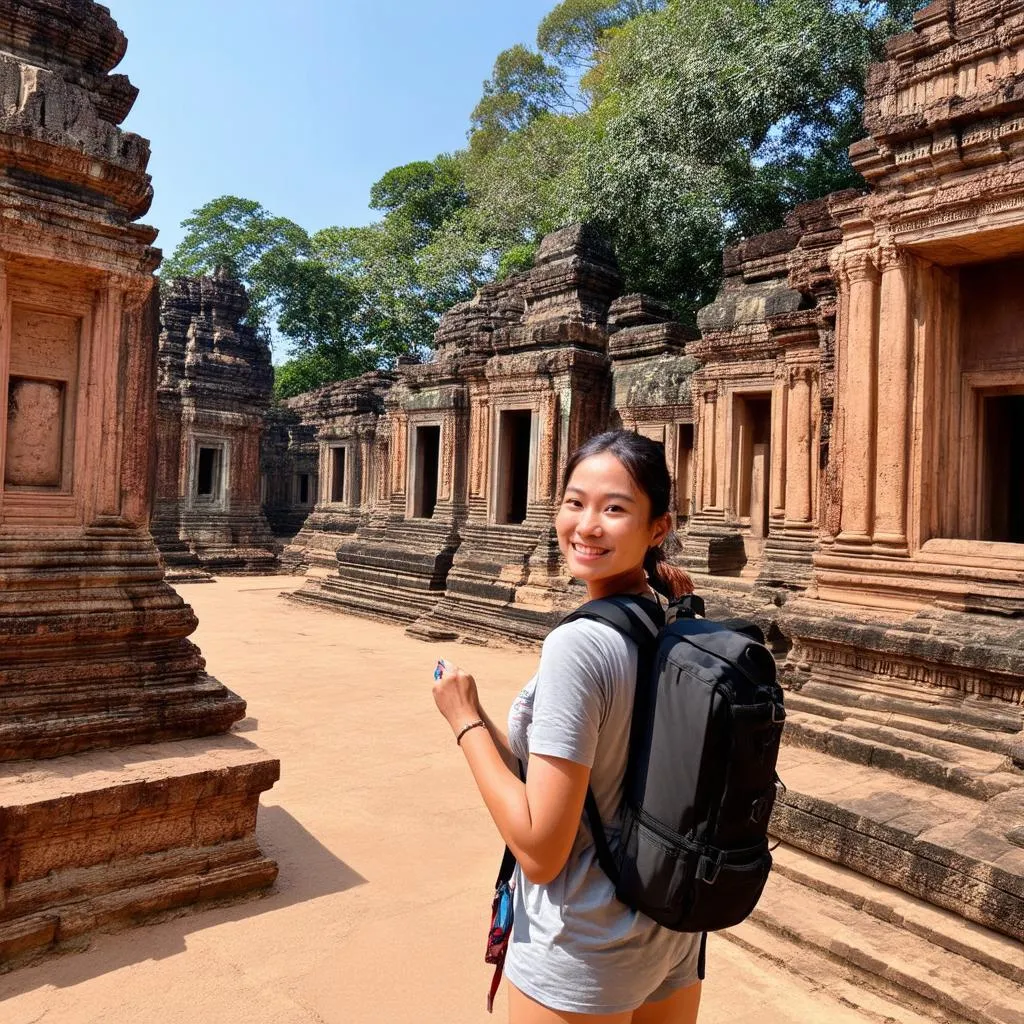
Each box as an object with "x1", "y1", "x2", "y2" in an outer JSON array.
[{"x1": 503, "y1": 617, "x2": 701, "y2": 1015}]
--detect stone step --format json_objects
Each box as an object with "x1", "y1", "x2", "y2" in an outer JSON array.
[
  {"x1": 772, "y1": 744, "x2": 1024, "y2": 940},
  {"x1": 783, "y1": 712, "x2": 1021, "y2": 800},
  {"x1": 0, "y1": 735, "x2": 279, "y2": 968},
  {"x1": 796, "y1": 680, "x2": 1024, "y2": 735},
  {"x1": 790, "y1": 683, "x2": 1024, "y2": 760},
  {"x1": 287, "y1": 574, "x2": 442, "y2": 628},
  {"x1": 733, "y1": 847, "x2": 1024, "y2": 1024},
  {"x1": 769, "y1": 845, "x2": 1024, "y2": 986},
  {"x1": 725, "y1": 918, "x2": 948, "y2": 1024}
]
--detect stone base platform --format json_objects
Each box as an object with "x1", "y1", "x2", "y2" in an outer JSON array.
[
  {"x1": 0, "y1": 734, "x2": 280, "y2": 969},
  {"x1": 730, "y1": 844, "x2": 1024, "y2": 1024},
  {"x1": 406, "y1": 522, "x2": 564, "y2": 645},
  {"x1": 771, "y1": 736, "x2": 1024, "y2": 940},
  {"x1": 288, "y1": 519, "x2": 460, "y2": 626}
]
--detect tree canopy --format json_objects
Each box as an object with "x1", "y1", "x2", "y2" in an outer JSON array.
[{"x1": 164, "y1": 0, "x2": 922, "y2": 397}]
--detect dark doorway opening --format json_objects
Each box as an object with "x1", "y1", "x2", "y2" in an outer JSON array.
[
  {"x1": 734, "y1": 395, "x2": 771, "y2": 538},
  {"x1": 331, "y1": 447, "x2": 346, "y2": 503},
  {"x1": 498, "y1": 410, "x2": 532, "y2": 524},
  {"x1": 984, "y1": 394, "x2": 1024, "y2": 543},
  {"x1": 197, "y1": 446, "x2": 221, "y2": 498},
  {"x1": 298, "y1": 473, "x2": 310, "y2": 505},
  {"x1": 414, "y1": 425, "x2": 441, "y2": 519},
  {"x1": 676, "y1": 423, "x2": 694, "y2": 518}
]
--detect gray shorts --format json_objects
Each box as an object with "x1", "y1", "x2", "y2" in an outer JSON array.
[{"x1": 644, "y1": 932, "x2": 706, "y2": 1005}]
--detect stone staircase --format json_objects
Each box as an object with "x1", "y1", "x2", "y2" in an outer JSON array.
[
  {"x1": 727, "y1": 844, "x2": 1024, "y2": 1024},
  {"x1": 287, "y1": 518, "x2": 459, "y2": 625},
  {"x1": 407, "y1": 521, "x2": 556, "y2": 644},
  {"x1": 769, "y1": 679, "x2": 1024, "y2": 942}
]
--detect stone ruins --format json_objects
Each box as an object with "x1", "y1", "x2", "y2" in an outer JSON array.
[
  {"x1": 153, "y1": 269, "x2": 278, "y2": 579},
  {"x1": 268, "y1": 0, "x2": 1024, "y2": 965},
  {"x1": 2, "y1": 0, "x2": 1021, "y2": 1003},
  {"x1": 0, "y1": 0, "x2": 277, "y2": 965}
]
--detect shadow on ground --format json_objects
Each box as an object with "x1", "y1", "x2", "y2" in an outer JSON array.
[{"x1": 0, "y1": 804, "x2": 366, "y2": 998}]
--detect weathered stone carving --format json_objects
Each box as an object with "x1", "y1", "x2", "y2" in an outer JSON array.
[
  {"x1": 154, "y1": 270, "x2": 278, "y2": 578},
  {"x1": 0, "y1": 0, "x2": 277, "y2": 966},
  {"x1": 774, "y1": 0, "x2": 1024, "y2": 941}
]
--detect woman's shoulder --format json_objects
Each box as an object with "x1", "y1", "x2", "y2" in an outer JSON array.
[{"x1": 542, "y1": 617, "x2": 633, "y2": 674}]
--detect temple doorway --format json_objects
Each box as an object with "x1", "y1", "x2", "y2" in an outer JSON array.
[
  {"x1": 330, "y1": 446, "x2": 346, "y2": 503},
  {"x1": 195, "y1": 444, "x2": 224, "y2": 502},
  {"x1": 733, "y1": 394, "x2": 771, "y2": 540},
  {"x1": 495, "y1": 410, "x2": 532, "y2": 525},
  {"x1": 982, "y1": 394, "x2": 1024, "y2": 543},
  {"x1": 413, "y1": 425, "x2": 440, "y2": 519},
  {"x1": 676, "y1": 423, "x2": 694, "y2": 520}
]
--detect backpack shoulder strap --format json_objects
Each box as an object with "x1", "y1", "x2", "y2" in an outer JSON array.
[
  {"x1": 561, "y1": 595, "x2": 663, "y2": 886},
  {"x1": 561, "y1": 594, "x2": 663, "y2": 648}
]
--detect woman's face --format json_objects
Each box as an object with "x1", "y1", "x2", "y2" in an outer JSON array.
[{"x1": 555, "y1": 451, "x2": 669, "y2": 598}]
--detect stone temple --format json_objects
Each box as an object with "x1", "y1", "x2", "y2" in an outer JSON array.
[
  {"x1": 0, "y1": 0, "x2": 277, "y2": 964},
  {"x1": 265, "y1": 0, "x2": 1024, "y2": 978},
  {"x1": 153, "y1": 269, "x2": 278, "y2": 580}
]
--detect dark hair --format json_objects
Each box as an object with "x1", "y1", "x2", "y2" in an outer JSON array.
[{"x1": 561, "y1": 429, "x2": 693, "y2": 600}]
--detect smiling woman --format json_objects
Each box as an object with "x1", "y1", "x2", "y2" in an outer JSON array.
[{"x1": 432, "y1": 430, "x2": 701, "y2": 1023}]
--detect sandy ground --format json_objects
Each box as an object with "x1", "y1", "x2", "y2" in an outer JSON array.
[{"x1": 0, "y1": 576, "x2": 884, "y2": 1024}]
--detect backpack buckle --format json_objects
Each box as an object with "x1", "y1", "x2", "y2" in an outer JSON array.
[
  {"x1": 696, "y1": 850, "x2": 724, "y2": 885},
  {"x1": 772, "y1": 702, "x2": 785, "y2": 724}
]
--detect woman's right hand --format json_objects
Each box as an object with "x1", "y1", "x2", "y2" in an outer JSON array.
[{"x1": 431, "y1": 658, "x2": 482, "y2": 736}]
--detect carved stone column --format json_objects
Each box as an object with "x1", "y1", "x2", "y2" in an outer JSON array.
[
  {"x1": 873, "y1": 245, "x2": 911, "y2": 555},
  {"x1": 700, "y1": 389, "x2": 718, "y2": 512},
  {"x1": 785, "y1": 365, "x2": 814, "y2": 526},
  {"x1": 837, "y1": 249, "x2": 880, "y2": 545}
]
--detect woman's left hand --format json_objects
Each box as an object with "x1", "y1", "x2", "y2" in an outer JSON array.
[{"x1": 432, "y1": 659, "x2": 481, "y2": 734}]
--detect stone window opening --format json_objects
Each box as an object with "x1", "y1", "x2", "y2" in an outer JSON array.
[
  {"x1": 980, "y1": 393, "x2": 1024, "y2": 544},
  {"x1": 193, "y1": 442, "x2": 226, "y2": 505},
  {"x1": 297, "y1": 473, "x2": 311, "y2": 506},
  {"x1": 732, "y1": 394, "x2": 772, "y2": 538},
  {"x1": 329, "y1": 446, "x2": 347, "y2": 504},
  {"x1": 675, "y1": 423, "x2": 694, "y2": 520},
  {"x1": 413, "y1": 424, "x2": 441, "y2": 519},
  {"x1": 495, "y1": 409, "x2": 532, "y2": 525}
]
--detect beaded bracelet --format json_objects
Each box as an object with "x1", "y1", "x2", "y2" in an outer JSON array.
[{"x1": 455, "y1": 719, "x2": 486, "y2": 745}]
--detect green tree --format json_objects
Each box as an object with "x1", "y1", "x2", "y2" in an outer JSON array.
[
  {"x1": 573, "y1": 0, "x2": 920, "y2": 320},
  {"x1": 160, "y1": 196, "x2": 309, "y2": 337}
]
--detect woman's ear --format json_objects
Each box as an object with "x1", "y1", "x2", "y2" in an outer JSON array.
[{"x1": 650, "y1": 513, "x2": 672, "y2": 548}]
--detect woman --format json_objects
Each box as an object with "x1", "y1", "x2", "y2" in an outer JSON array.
[{"x1": 433, "y1": 430, "x2": 703, "y2": 1023}]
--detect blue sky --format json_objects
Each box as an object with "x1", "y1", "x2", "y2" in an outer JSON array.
[{"x1": 114, "y1": 0, "x2": 556, "y2": 262}]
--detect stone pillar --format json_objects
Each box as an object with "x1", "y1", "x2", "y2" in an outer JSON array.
[
  {"x1": 837, "y1": 249, "x2": 880, "y2": 545},
  {"x1": 392, "y1": 412, "x2": 408, "y2": 499},
  {"x1": 539, "y1": 391, "x2": 559, "y2": 505},
  {"x1": 873, "y1": 245, "x2": 912, "y2": 554},
  {"x1": 785, "y1": 366, "x2": 814, "y2": 526},
  {"x1": 770, "y1": 374, "x2": 788, "y2": 520},
  {"x1": 700, "y1": 389, "x2": 718, "y2": 511}
]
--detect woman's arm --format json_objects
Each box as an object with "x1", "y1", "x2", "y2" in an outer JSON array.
[
  {"x1": 433, "y1": 665, "x2": 590, "y2": 885},
  {"x1": 478, "y1": 704, "x2": 519, "y2": 774},
  {"x1": 460, "y1": 726, "x2": 589, "y2": 884}
]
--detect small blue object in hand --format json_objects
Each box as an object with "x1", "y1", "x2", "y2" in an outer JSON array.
[{"x1": 433, "y1": 659, "x2": 444, "y2": 681}]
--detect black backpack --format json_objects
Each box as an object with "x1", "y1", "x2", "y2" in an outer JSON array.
[{"x1": 562, "y1": 592, "x2": 785, "y2": 933}]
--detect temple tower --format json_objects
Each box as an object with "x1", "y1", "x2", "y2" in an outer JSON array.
[
  {"x1": 0, "y1": 0, "x2": 278, "y2": 964},
  {"x1": 153, "y1": 271, "x2": 278, "y2": 578}
]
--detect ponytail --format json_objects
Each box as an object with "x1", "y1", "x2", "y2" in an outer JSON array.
[{"x1": 644, "y1": 546, "x2": 694, "y2": 600}]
